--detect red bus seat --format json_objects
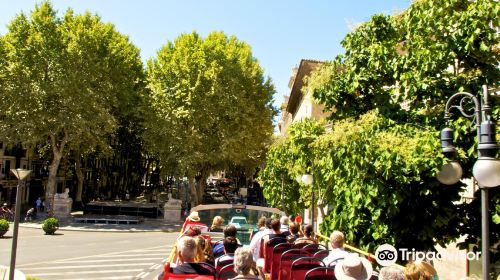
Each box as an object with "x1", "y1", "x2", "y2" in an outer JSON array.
[
  {"x1": 290, "y1": 257, "x2": 324, "y2": 280},
  {"x1": 263, "y1": 237, "x2": 287, "y2": 273},
  {"x1": 270, "y1": 243, "x2": 293, "y2": 280},
  {"x1": 216, "y1": 263, "x2": 237, "y2": 280},
  {"x1": 304, "y1": 266, "x2": 336, "y2": 280},
  {"x1": 278, "y1": 249, "x2": 309, "y2": 280}
]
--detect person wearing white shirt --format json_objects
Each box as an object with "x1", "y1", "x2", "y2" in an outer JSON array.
[
  {"x1": 249, "y1": 218, "x2": 272, "y2": 262},
  {"x1": 279, "y1": 216, "x2": 290, "y2": 236},
  {"x1": 323, "y1": 230, "x2": 349, "y2": 266}
]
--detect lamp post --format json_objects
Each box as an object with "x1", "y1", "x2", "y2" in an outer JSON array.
[
  {"x1": 297, "y1": 173, "x2": 314, "y2": 229},
  {"x1": 8, "y1": 168, "x2": 31, "y2": 280},
  {"x1": 437, "y1": 85, "x2": 500, "y2": 280}
]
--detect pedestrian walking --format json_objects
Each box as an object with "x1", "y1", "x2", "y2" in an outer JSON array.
[{"x1": 36, "y1": 197, "x2": 42, "y2": 213}]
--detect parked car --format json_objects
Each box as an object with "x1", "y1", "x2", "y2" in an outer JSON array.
[{"x1": 229, "y1": 216, "x2": 248, "y2": 229}]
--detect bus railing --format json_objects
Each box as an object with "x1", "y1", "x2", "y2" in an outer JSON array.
[{"x1": 316, "y1": 232, "x2": 405, "y2": 269}]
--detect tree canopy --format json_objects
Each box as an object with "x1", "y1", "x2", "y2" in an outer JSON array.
[
  {"x1": 145, "y1": 31, "x2": 276, "y2": 204},
  {"x1": 0, "y1": 2, "x2": 144, "y2": 204},
  {"x1": 260, "y1": 0, "x2": 499, "y2": 254}
]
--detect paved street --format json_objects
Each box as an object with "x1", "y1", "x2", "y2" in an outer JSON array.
[{"x1": 0, "y1": 227, "x2": 178, "y2": 280}]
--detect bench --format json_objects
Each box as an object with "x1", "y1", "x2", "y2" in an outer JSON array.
[{"x1": 74, "y1": 214, "x2": 144, "y2": 225}]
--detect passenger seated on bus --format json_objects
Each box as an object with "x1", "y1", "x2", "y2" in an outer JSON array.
[
  {"x1": 210, "y1": 216, "x2": 224, "y2": 232},
  {"x1": 280, "y1": 216, "x2": 290, "y2": 236},
  {"x1": 404, "y1": 261, "x2": 437, "y2": 280},
  {"x1": 249, "y1": 216, "x2": 266, "y2": 240},
  {"x1": 181, "y1": 211, "x2": 207, "y2": 233},
  {"x1": 215, "y1": 236, "x2": 238, "y2": 269},
  {"x1": 293, "y1": 224, "x2": 317, "y2": 245},
  {"x1": 230, "y1": 247, "x2": 261, "y2": 280},
  {"x1": 334, "y1": 253, "x2": 373, "y2": 280},
  {"x1": 213, "y1": 225, "x2": 241, "y2": 258},
  {"x1": 323, "y1": 230, "x2": 349, "y2": 266},
  {"x1": 262, "y1": 219, "x2": 285, "y2": 243},
  {"x1": 379, "y1": 265, "x2": 405, "y2": 280},
  {"x1": 286, "y1": 222, "x2": 301, "y2": 243},
  {"x1": 158, "y1": 236, "x2": 214, "y2": 279},
  {"x1": 194, "y1": 235, "x2": 214, "y2": 265},
  {"x1": 249, "y1": 218, "x2": 272, "y2": 262},
  {"x1": 261, "y1": 219, "x2": 286, "y2": 258},
  {"x1": 183, "y1": 226, "x2": 202, "y2": 237}
]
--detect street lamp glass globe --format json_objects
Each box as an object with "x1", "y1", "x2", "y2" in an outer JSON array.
[
  {"x1": 473, "y1": 158, "x2": 500, "y2": 188},
  {"x1": 301, "y1": 174, "x2": 313, "y2": 186},
  {"x1": 437, "y1": 161, "x2": 463, "y2": 185},
  {"x1": 296, "y1": 175, "x2": 302, "y2": 184}
]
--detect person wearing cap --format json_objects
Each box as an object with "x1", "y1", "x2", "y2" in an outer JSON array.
[
  {"x1": 334, "y1": 253, "x2": 373, "y2": 280},
  {"x1": 181, "y1": 211, "x2": 207, "y2": 234},
  {"x1": 379, "y1": 265, "x2": 405, "y2": 280},
  {"x1": 323, "y1": 230, "x2": 350, "y2": 266}
]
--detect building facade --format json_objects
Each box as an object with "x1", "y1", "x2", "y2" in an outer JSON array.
[{"x1": 278, "y1": 59, "x2": 331, "y2": 229}]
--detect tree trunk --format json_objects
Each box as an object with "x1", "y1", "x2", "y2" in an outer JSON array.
[
  {"x1": 318, "y1": 203, "x2": 326, "y2": 219},
  {"x1": 75, "y1": 151, "x2": 84, "y2": 203},
  {"x1": 144, "y1": 158, "x2": 151, "y2": 190},
  {"x1": 46, "y1": 131, "x2": 67, "y2": 215},
  {"x1": 189, "y1": 176, "x2": 198, "y2": 207},
  {"x1": 197, "y1": 169, "x2": 208, "y2": 204}
]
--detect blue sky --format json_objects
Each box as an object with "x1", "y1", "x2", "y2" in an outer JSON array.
[{"x1": 0, "y1": 0, "x2": 411, "y2": 119}]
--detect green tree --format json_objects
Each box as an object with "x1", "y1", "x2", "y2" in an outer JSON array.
[
  {"x1": 0, "y1": 2, "x2": 144, "y2": 208},
  {"x1": 259, "y1": 119, "x2": 325, "y2": 215},
  {"x1": 307, "y1": 0, "x2": 499, "y2": 253},
  {"x1": 145, "y1": 31, "x2": 275, "y2": 205},
  {"x1": 313, "y1": 111, "x2": 462, "y2": 252}
]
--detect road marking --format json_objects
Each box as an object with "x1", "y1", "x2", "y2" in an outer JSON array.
[
  {"x1": 17, "y1": 245, "x2": 171, "y2": 267},
  {"x1": 53, "y1": 258, "x2": 163, "y2": 263},
  {"x1": 151, "y1": 264, "x2": 161, "y2": 270},
  {"x1": 29, "y1": 268, "x2": 143, "y2": 276},
  {"x1": 27, "y1": 263, "x2": 155, "y2": 270},
  {"x1": 90, "y1": 253, "x2": 167, "y2": 258},
  {"x1": 135, "y1": 249, "x2": 168, "y2": 252},
  {"x1": 58, "y1": 277, "x2": 134, "y2": 280}
]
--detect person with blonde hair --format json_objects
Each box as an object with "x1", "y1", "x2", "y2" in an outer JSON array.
[
  {"x1": 404, "y1": 261, "x2": 437, "y2": 280},
  {"x1": 210, "y1": 215, "x2": 224, "y2": 232},
  {"x1": 231, "y1": 247, "x2": 260, "y2": 280},
  {"x1": 194, "y1": 235, "x2": 214, "y2": 265},
  {"x1": 157, "y1": 236, "x2": 214, "y2": 279}
]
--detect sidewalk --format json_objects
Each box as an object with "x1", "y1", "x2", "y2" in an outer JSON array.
[{"x1": 18, "y1": 212, "x2": 183, "y2": 233}]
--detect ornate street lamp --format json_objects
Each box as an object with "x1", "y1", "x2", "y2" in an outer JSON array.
[
  {"x1": 9, "y1": 168, "x2": 31, "y2": 280},
  {"x1": 296, "y1": 173, "x2": 314, "y2": 229},
  {"x1": 437, "y1": 85, "x2": 500, "y2": 280}
]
